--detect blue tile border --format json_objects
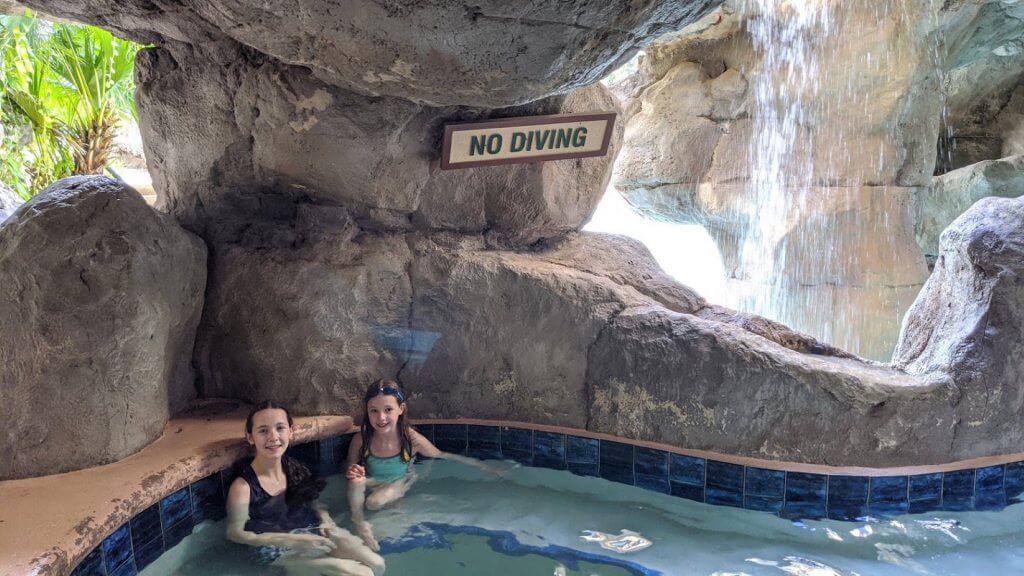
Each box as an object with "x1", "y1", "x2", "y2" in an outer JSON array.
[
  {"x1": 534, "y1": 431, "x2": 567, "y2": 471},
  {"x1": 68, "y1": 427, "x2": 1024, "y2": 574}
]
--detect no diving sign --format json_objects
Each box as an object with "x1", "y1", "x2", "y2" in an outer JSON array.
[{"x1": 441, "y1": 112, "x2": 616, "y2": 170}]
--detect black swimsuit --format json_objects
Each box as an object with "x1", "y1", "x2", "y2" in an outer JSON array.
[{"x1": 240, "y1": 464, "x2": 320, "y2": 534}]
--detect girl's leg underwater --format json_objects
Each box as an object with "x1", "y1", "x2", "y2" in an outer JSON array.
[
  {"x1": 278, "y1": 555, "x2": 377, "y2": 576},
  {"x1": 347, "y1": 477, "x2": 379, "y2": 551},
  {"x1": 328, "y1": 527, "x2": 386, "y2": 576},
  {"x1": 365, "y1": 473, "x2": 417, "y2": 511}
]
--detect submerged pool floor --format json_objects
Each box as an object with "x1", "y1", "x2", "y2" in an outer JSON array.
[{"x1": 141, "y1": 460, "x2": 1024, "y2": 575}]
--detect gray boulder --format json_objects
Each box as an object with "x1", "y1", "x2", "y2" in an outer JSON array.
[
  {"x1": 0, "y1": 176, "x2": 207, "y2": 480},
  {"x1": 894, "y1": 196, "x2": 1024, "y2": 455},
  {"x1": 23, "y1": 0, "x2": 718, "y2": 107},
  {"x1": 138, "y1": 43, "x2": 623, "y2": 246}
]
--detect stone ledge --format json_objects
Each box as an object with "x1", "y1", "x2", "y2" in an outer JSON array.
[{"x1": 0, "y1": 400, "x2": 352, "y2": 576}]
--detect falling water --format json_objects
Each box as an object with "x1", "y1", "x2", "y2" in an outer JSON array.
[
  {"x1": 727, "y1": 0, "x2": 939, "y2": 360},
  {"x1": 732, "y1": 0, "x2": 834, "y2": 340}
]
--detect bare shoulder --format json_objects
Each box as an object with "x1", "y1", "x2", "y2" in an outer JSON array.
[
  {"x1": 344, "y1": 432, "x2": 364, "y2": 465},
  {"x1": 226, "y1": 476, "x2": 251, "y2": 505},
  {"x1": 348, "y1": 432, "x2": 364, "y2": 450}
]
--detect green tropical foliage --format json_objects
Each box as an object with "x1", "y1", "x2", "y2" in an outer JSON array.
[{"x1": 0, "y1": 12, "x2": 141, "y2": 198}]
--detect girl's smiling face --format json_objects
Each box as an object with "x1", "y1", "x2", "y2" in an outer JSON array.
[
  {"x1": 367, "y1": 395, "x2": 405, "y2": 433},
  {"x1": 246, "y1": 408, "x2": 292, "y2": 458}
]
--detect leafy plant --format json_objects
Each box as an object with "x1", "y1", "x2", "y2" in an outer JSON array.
[{"x1": 0, "y1": 11, "x2": 141, "y2": 197}]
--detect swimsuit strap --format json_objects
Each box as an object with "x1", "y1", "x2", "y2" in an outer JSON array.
[{"x1": 241, "y1": 464, "x2": 272, "y2": 503}]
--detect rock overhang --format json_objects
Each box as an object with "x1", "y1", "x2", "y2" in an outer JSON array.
[{"x1": 18, "y1": 0, "x2": 722, "y2": 107}]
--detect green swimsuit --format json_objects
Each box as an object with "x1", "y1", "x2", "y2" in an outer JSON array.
[{"x1": 365, "y1": 453, "x2": 409, "y2": 483}]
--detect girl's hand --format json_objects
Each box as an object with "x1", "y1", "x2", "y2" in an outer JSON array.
[
  {"x1": 317, "y1": 515, "x2": 338, "y2": 538},
  {"x1": 286, "y1": 533, "x2": 336, "y2": 556},
  {"x1": 346, "y1": 463, "x2": 366, "y2": 480}
]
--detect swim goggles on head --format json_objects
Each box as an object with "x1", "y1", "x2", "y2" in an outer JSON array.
[{"x1": 364, "y1": 385, "x2": 405, "y2": 403}]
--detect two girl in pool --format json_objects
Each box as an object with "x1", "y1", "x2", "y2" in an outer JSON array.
[{"x1": 227, "y1": 379, "x2": 473, "y2": 575}]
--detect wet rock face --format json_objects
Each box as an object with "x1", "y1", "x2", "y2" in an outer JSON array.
[
  {"x1": 196, "y1": 232, "x2": 413, "y2": 414},
  {"x1": 610, "y1": 2, "x2": 946, "y2": 359},
  {"x1": 196, "y1": 231, "x2": 636, "y2": 419},
  {"x1": 22, "y1": 0, "x2": 718, "y2": 107},
  {"x1": 0, "y1": 177, "x2": 207, "y2": 480},
  {"x1": 936, "y1": 0, "x2": 1024, "y2": 172},
  {"x1": 137, "y1": 43, "x2": 623, "y2": 247}
]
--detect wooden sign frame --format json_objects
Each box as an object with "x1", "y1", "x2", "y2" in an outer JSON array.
[{"x1": 440, "y1": 112, "x2": 617, "y2": 170}]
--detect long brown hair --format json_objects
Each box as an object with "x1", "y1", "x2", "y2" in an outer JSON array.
[
  {"x1": 359, "y1": 379, "x2": 413, "y2": 464},
  {"x1": 245, "y1": 400, "x2": 325, "y2": 505}
]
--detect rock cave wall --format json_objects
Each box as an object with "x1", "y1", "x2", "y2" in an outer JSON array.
[{"x1": 2, "y1": 0, "x2": 1024, "y2": 479}]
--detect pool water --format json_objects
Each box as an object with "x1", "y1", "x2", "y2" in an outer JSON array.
[{"x1": 141, "y1": 459, "x2": 1024, "y2": 575}]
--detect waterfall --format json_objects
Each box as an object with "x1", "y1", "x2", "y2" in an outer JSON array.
[{"x1": 726, "y1": 0, "x2": 936, "y2": 360}]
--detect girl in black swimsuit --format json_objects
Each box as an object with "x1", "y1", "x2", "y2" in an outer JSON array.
[{"x1": 226, "y1": 401, "x2": 386, "y2": 576}]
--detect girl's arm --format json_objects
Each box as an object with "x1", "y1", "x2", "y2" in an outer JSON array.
[
  {"x1": 344, "y1": 432, "x2": 367, "y2": 480},
  {"x1": 225, "y1": 477, "x2": 336, "y2": 553},
  {"x1": 311, "y1": 500, "x2": 337, "y2": 532},
  {"x1": 410, "y1": 429, "x2": 501, "y2": 472}
]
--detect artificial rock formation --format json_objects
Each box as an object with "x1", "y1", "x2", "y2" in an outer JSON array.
[
  {"x1": 935, "y1": 0, "x2": 1024, "y2": 172},
  {"x1": 894, "y1": 196, "x2": 1024, "y2": 456},
  {"x1": 5, "y1": 0, "x2": 724, "y2": 479},
  {"x1": 197, "y1": 225, "x2": 1016, "y2": 466},
  {"x1": 21, "y1": 0, "x2": 717, "y2": 108},
  {"x1": 12, "y1": 0, "x2": 1024, "y2": 476},
  {"x1": 917, "y1": 155, "x2": 1024, "y2": 264},
  {"x1": 136, "y1": 42, "x2": 624, "y2": 246},
  {"x1": 611, "y1": 2, "x2": 939, "y2": 359},
  {"x1": 0, "y1": 177, "x2": 206, "y2": 480}
]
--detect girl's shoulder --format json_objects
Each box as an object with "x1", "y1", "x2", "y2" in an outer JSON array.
[{"x1": 226, "y1": 473, "x2": 251, "y2": 504}]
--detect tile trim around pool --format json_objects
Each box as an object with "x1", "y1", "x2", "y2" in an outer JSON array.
[{"x1": 70, "y1": 420, "x2": 1024, "y2": 575}]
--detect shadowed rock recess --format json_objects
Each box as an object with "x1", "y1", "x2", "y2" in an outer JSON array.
[{"x1": 4, "y1": 0, "x2": 1023, "y2": 478}]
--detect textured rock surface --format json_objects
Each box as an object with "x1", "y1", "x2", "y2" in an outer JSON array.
[
  {"x1": 137, "y1": 43, "x2": 623, "y2": 246},
  {"x1": 615, "y1": 2, "x2": 943, "y2": 192},
  {"x1": 0, "y1": 182, "x2": 22, "y2": 221},
  {"x1": 935, "y1": 0, "x2": 1024, "y2": 172},
  {"x1": 191, "y1": 224, "x2": 1024, "y2": 466},
  {"x1": 196, "y1": 231, "x2": 412, "y2": 413},
  {"x1": 0, "y1": 176, "x2": 207, "y2": 480},
  {"x1": 894, "y1": 196, "x2": 1024, "y2": 455},
  {"x1": 22, "y1": 0, "x2": 718, "y2": 107},
  {"x1": 917, "y1": 156, "x2": 1024, "y2": 262},
  {"x1": 610, "y1": 1, "x2": 949, "y2": 358},
  {"x1": 587, "y1": 309, "x2": 952, "y2": 465}
]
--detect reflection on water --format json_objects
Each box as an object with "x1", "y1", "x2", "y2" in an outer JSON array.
[{"x1": 142, "y1": 460, "x2": 1024, "y2": 575}]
